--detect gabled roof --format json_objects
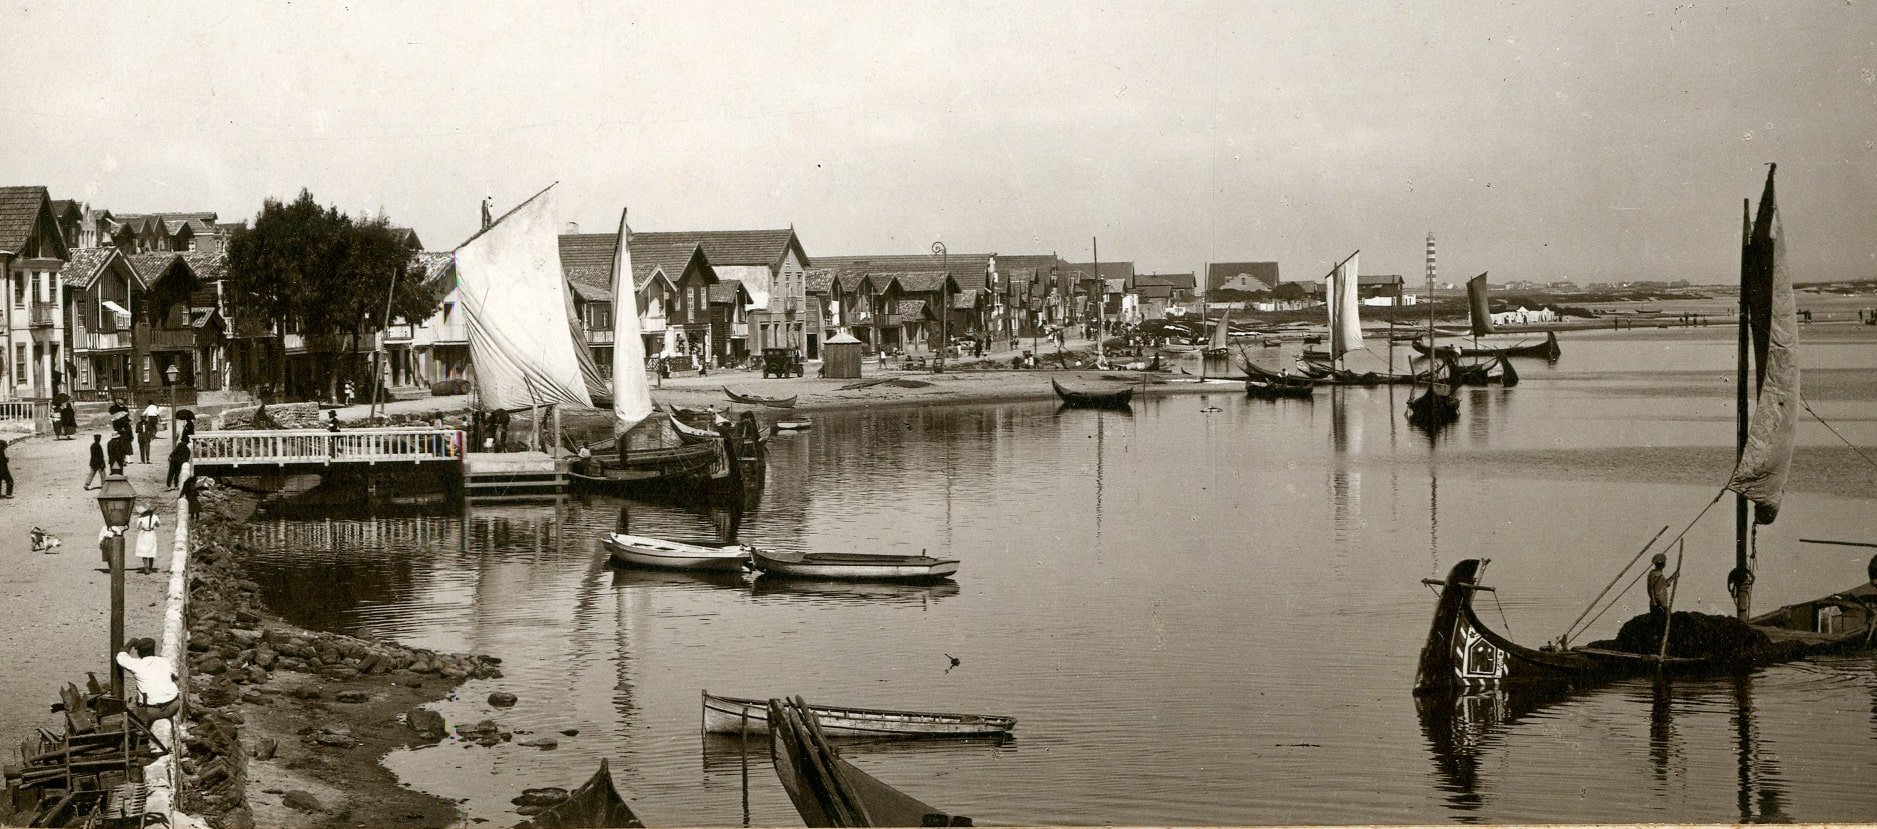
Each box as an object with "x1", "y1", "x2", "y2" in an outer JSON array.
[
  {"x1": 883, "y1": 271, "x2": 961, "y2": 294},
  {"x1": 181, "y1": 251, "x2": 227, "y2": 282},
  {"x1": 1135, "y1": 284, "x2": 1172, "y2": 300},
  {"x1": 708, "y1": 281, "x2": 752, "y2": 305},
  {"x1": 50, "y1": 199, "x2": 82, "y2": 220},
  {"x1": 0, "y1": 186, "x2": 64, "y2": 257},
  {"x1": 410, "y1": 251, "x2": 457, "y2": 299},
  {"x1": 390, "y1": 227, "x2": 423, "y2": 251},
  {"x1": 558, "y1": 233, "x2": 618, "y2": 292},
  {"x1": 628, "y1": 236, "x2": 715, "y2": 292},
  {"x1": 952, "y1": 288, "x2": 983, "y2": 309},
  {"x1": 57, "y1": 247, "x2": 135, "y2": 288},
  {"x1": 1151, "y1": 272, "x2": 1196, "y2": 290},
  {"x1": 128, "y1": 252, "x2": 184, "y2": 282},
  {"x1": 632, "y1": 229, "x2": 805, "y2": 272},
  {"x1": 803, "y1": 268, "x2": 835, "y2": 295},
  {"x1": 834, "y1": 271, "x2": 874, "y2": 294},
  {"x1": 1207, "y1": 262, "x2": 1279, "y2": 292},
  {"x1": 818, "y1": 252, "x2": 993, "y2": 291},
  {"x1": 895, "y1": 299, "x2": 932, "y2": 321},
  {"x1": 1131, "y1": 275, "x2": 1174, "y2": 289},
  {"x1": 569, "y1": 281, "x2": 612, "y2": 302},
  {"x1": 1064, "y1": 261, "x2": 1133, "y2": 284}
]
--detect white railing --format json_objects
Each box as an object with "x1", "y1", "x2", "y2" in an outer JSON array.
[
  {"x1": 86, "y1": 331, "x2": 129, "y2": 350},
  {"x1": 190, "y1": 428, "x2": 464, "y2": 467},
  {"x1": 586, "y1": 328, "x2": 616, "y2": 344},
  {"x1": 0, "y1": 401, "x2": 41, "y2": 434},
  {"x1": 643, "y1": 315, "x2": 668, "y2": 334}
]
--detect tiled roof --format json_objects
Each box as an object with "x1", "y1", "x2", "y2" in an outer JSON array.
[
  {"x1": 50, "y1": 199, "x2": 80, "y2": 218},
  {"x1": 1132, "y1": 275, "x2": 1174, "y2": 289},
  {"x1": 1136, "y1": 284, "x2": 1172, "y2": 299},
  {"x1": 884, "y1": 271, "x2": 954, "y2": 293},
  {"x1": 952, "y1": 288, "x2": 982, "y2": 309},
  {"x1": 558, "y1": 233, "x2": 618, "y2": 292},
  {"x1": 1206, "y1": 262, "x2": 1279, "y2": 292},
  {"x1": 632, "y1": 229, "x2": 802, "y2": 269},
  {"x1": 57, "y1": 247, "x2": 117, "y2": 287},
  {"x1": 817, "y1": 253, "x2": 993, "y2": 291},
  {"x1": 1150, "y1": 272, "x2": 1196, "y2": 290},
  {"x1": 0, "y1": 186, "x2": 51, "y2": 253},
  {"x1": 835, "y1": 272, "x2": 872, "y2": 293},
  {"x1": 1064, "y1": 261, "x2": 1133, "y2": 283},
  {"x1": 707, "y1": 282, "x2": 749, "y2": 304},
  {"x1": 569, "y1": 280, "x2": 612, "y2": 302},
  {"x1": 895, "y1": 299, "x2": 930, "y2": 320},
  {"x1": 803, "y1": 268, "x2": 835, "y2": 295},
  {"x1": 182, "y1": 251, "x2": 227, "y2": 281},
  {"x1": 627, "y1": 237, "x2": 711, "y2": 292},
  {"x1": 128, "y1": 252, "x2": 183, "y2": 282},
  {"x1": 410, "y1": 251, "x2": 456, "y2": 298}
]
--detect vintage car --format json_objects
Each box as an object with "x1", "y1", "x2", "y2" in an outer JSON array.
[{"x1": 761, "y1": 348, "x2": 805, "y2": 378}]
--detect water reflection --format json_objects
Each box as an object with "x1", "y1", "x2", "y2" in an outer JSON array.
[
  {"x1": 1730, "y1": 674, "x2": 1790, "y2": 824},
  {"x1": 1415, "y1": 686, "x2": 1567, "y2": 820},
  {"x1": 748, "y1": 577, "x2": 959, "y2": 606},
  {"x1": 609, "y1": 566, "x2": 751, "y2": 592}
]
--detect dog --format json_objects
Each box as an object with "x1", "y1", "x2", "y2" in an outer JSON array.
[{"x1": 31, "y1": 527, "x2": 62, "y2": 553}]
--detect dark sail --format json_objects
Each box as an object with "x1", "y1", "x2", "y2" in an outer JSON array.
[
  {"x1": 1742, "y1": 165, "x2": 1777, "y2": 392},
  {"x1": 1726, "y1": 165, "x2": 1799, "y2": 524},
  {"x1": 1466, "y1": 273, "x2": 1495, "y2": 336}
]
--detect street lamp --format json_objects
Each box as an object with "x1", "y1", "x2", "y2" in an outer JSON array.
[
  {"x1": 164, "y1": 363, "x2": 180, "y2": 442},
  {"x1": 96, "y1": 474, "x2": 138, "y2": 699}
]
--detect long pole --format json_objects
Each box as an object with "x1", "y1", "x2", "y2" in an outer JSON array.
[
  {"x1": 933, "y1": 242, "x2": 948, "y2": 373},
  {"x1": 109, "y1": 530, "x2": 125, "y2": 698},
  {"x1": 1093, "y1": 237, "x2": 1103, "y2": 367},
  {"x1": 369, "y1": 267, "x2": 400, "y2": 421},
  {"x1": 1734, "y1": 198, "x2": 1753, "y2": 619}
]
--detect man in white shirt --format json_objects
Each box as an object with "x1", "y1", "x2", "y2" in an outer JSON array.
[{"x1": 115, "y1": 637, "x2": 180, "y2": 723}]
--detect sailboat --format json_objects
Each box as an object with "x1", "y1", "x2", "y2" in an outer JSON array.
[
  {"x1": 1201, "y1": 309, "x2": 1232, "y2": 356},
  {"x1": 1405, "y1": 235, "x2": 1460, "y2": 426},
  {"x1": 1413, "y1": 166, "x2": 1877, "y2": 695},
  {"x1": 1411, "y1": 274, "x2": 1562, "y2": 361},
  {"x1": 566, "y1": 209, "x2": 763, "y2": 496}
]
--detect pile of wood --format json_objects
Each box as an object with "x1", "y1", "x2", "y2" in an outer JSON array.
[{"x1": 1, "y1": 679, "x2": 160, "y2": 827}]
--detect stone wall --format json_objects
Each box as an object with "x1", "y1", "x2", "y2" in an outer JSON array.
[{"x1": 214, "y1": 402, "x2": 321, "y2": 430}]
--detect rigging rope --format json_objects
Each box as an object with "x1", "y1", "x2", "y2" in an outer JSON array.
[
  {"x1": 1801, "y1": 395, "x2": 1877, "y2": 471},
  {"x1": 1559, "y1": 489, "x2": 1728, "y2": 646},
  {"x1": 1577, "y1": 567, "x2": 1651, "y2": 643},
  {"x1": 1558, "y1": 525, "x2": 1668, "y2": 644}
]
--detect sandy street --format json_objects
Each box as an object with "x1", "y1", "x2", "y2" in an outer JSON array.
[{"x1": 0, "y1": 428, "x2": 182, "y2": 742}]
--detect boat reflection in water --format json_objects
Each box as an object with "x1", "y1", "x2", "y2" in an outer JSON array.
[
  {"x1": 1416, "y1": 674, "x2": 1791, "y2": 824},
  {"x1": 748, "y1": 575, "x2": 960, "y2": 605},
  {"x1": 608, "y1": 565, "x2": 750, "y2": 592}
]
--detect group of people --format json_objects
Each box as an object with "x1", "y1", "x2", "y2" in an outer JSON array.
[{"x1": 82, "y1": 399, "x2": 195, "y2": 491}]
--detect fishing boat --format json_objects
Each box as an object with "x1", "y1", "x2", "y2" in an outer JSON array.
[
  {"x1": 1414, "y1": 166, "x2": 1877, "y2": 694},
  {"x1": 750, "y1": 548, "x2": 960, "y2": 582},
  {"x1": 1202, "y1": 310, "x2": 1234, "y2": 356},
  {"x1": 1447, "y1": 355, "x2": 1519, "y2": 387},
  {"x1": 702, "y1": 691, "x2": 1016, "y2": 737},
  {"x1": 518, "y1": 759, "x2": 643, "y2": 829},
  {"x1": 1051, "y1": 377, "x2": 1134, "y2": 408},
  {"x1": 1245, "y1": 374, "x2": 1314, "y2": 399},
  {"x1": 772, "y1": 416, "x2": 814, "y2": 431},
  {"x1": 602, "y1": 532, "x2": 751, "y2": 572},
  {"x1": 767, "y1": 697, "x2": 973, "y2": 828},
  {"x1": 1411, "y1": 330, "x2": 1561, "y2": 361},
  {"x1": 669, "y1": 410, "x2": 725, "y2": 444},
  {"x1": 1405, "y1": 234, "x2": 1461, "y2": 427},
  {"x1": 724, "y1": 387, "x2": 799, "y2": 408}
]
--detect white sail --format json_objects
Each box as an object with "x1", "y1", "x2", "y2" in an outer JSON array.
[
  {"x1": 611, "y1": 209, "x2": 653, "y2": 436},
  {"x1": 1208, "y1": 308, "x2": 1232, "y2": 351},
  {"x1": 455, "y1": 187, "x2": 594, "y2": 411},
  {"x1": 1331, "y1": 252, "x2": 1363, "y2": 361}
]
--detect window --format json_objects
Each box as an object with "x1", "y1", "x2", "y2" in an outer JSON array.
[
  {"x1": 142, "y1": 355, "x2": 151, "y2": 383},
  {"x1": 14, "y1": 345, "x2": 26, "y2": 382},
  {"x1": 589, "y1": 303, "x2": 612, "y2": 330},
  {"x1": 441, "y1": 302, "x2": 454, "y2": 323},
  {"x1": 12, "y1": 274, "x2": 23, "y2": 307}
]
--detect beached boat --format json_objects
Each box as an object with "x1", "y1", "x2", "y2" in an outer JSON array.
[
  {"x1": 724, "y1": 387, "x2": 799, "y2": 408},
  {"x1": 518, "y1": 759, "x2": 643, "y2": 829},
  {"x1": 603, "y1": 532, "x2": 751, "y2": 572},
  {"x1": 767, "y1": 697, "x2": 973, "y2": 828},
  {"x1": 750, "y1": 548, "x2": 960, "y2": 582},
  {"x1": 1051, "y1": 377, "x2": 1134, "y2": 409},
  {"x1": 1415, "y1": 167, "x2": 1876, "y2": 693},
  {"x1": 702, "y1": 691, "x2": 1016, "y2": 737},
  {"x1": 1412, "y1": 330, "x2": 1561, "y2": 361}
]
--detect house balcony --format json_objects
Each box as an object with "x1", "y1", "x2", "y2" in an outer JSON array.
[
  {"x1": 586, "y1": 328, "x2": 615, "y2": 345},
  {"x1": 84, "y1": 331, "x2": 131, "y2": 351},
  {"x1": 730, "y1": 322, "x2": 749, "y2": 338},
  {"x1": 142, "y1": 326, "x2": 197, "y2": 351},
  {"x1": 383, "y1": 323, "x2": 414, "y2": 342},
  {"x1": 875, "y1": 313, "x2": 902, "y2": 328},
  {"x1": 27, "y1": 304, "x2": 55, "y2": 328},
  {"x1": 428, "y1": 322, "x2": 467, "y2": 344},
  {"x1": 643, "y1": 315, "x2": 668, "y2": 334}
]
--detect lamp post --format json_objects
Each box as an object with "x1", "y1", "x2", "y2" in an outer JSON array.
[
  {"x1": 931, "y1": 242, "x2": 947, "y2": 373},
  {"x1": 165, "y1": 363, "x2": 180, "y2": 443},
  {"x1": 96, "y1": 474, "x2": 138, "y2": 699}
]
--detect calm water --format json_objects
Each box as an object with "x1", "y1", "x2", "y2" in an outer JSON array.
[{"x1": 239, "y1": 324, "x2": 1877, "y2": 826}]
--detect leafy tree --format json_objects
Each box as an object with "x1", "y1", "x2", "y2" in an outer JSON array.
[{"x1": 226, "y1": 190, "x2": 439, "y2": 400}]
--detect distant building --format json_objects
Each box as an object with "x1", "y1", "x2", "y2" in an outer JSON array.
[
  {"x1": 1206, "y1": 262, "x2": 1279, "y2": 294},
  {"x1": 635, "y1": 229, "x2": 813, "y2": 357},
  {"x1": 0, "y1": 186, "x2": 70, "y2": 399}
]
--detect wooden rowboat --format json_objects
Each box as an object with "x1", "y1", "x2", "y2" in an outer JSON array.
[
  {"x1": 750, "y1": 548, "x2": 960, "y2": 582},
  {"x1": 566, "y1": 441, "x2": 729, "y2": 495},
  {"x1": 1050, "y1": 378, "x2": 1134, "y2": 409},
  {"x1": 773, "y1": 417, "x2": 814, "y2": 431},
  {"x1": 519, "y1": 759, "x2": 643, "y2": 828},
  {"x1": 602, "y1": 533, "x2": 751, "y2": 572},
  {"x1": 702, "y1": 690, "x2": 1015, "y2": 738},
  {"x1": 669, "y1": 411, "x2": 724, "y2": 444},
  {"x1": 767, "y1": 697, "x2": 973, "y2": 827},
  {"x1": 1245, "y1": 376, "x2": 1313, "y2": 399},
  {"x1": 724, "y1": 387, "x2": 799, "y2": 408}
]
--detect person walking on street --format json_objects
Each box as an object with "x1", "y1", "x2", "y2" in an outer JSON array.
[
  {"x1": 84, "y1": 435, "x2": 105, "y2": 490},
  {"x1": 56, "y1": 398, "x2": 77, "y2": 440},
  {"x1": 132, "y1": 505, "x2": 161, "y2": 574},
  {"x1": 136, "y1": 418, "x2": 153, "y2": 464},
  {"x1": 342, "y1": 380, "x2": 355, "y2": 408},
  {"x1": 165, "y1": 437, "x2": 190, "y2": 489},
  {"x1": 107, "y1": 432, "x2": 130, "y2": 475},
  {"x1": 0, "y1": 438, "x2": 13, "y2": 498}
]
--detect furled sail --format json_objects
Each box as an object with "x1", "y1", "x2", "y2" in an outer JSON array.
[
  {"x1": 1466, "y1": 273, "x2": 1496, "y2": 335},
  {"x1": 1208, "y1": 308, "x2": 1232, "y2": 351},
  {"x1": 610, "y1": 208, "x2": 653, "y2": 437},
  {"x1": 1726, "y1": 165, "x2": 1799, "y2": 524},
  {"x1": 1330, "y1": 252, "x2": 1363, "y2": 362},
  {"x1": 455, "y1": 186, "x2": 595, "y2": 411}
]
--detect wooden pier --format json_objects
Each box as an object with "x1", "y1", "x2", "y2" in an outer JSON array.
[{"x1": 187, "y1": 428, "x2": 464, "y2": 473}]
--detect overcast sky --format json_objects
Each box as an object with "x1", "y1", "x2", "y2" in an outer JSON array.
[{"x1": 2, "y1": 1, "x2": 1872, "y2": 283}]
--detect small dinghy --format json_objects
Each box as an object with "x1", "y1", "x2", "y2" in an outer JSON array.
[
  {"x1": 603, "y1": 533, "x2": 752, "y2": 572},
  {"x1": 751, "y1": 548, "x2": 960, "y2": 582}
]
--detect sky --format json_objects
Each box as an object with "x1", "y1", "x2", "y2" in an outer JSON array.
[{"x1": 3, "y1": 1, "x2": 1873, "y2": 284}]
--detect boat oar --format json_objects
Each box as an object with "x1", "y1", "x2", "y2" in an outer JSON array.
[{"x1": 1558, "y1": 525, "x2": 1669, "y2": 647}]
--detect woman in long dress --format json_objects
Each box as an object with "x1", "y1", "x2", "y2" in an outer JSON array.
[{"x1": 133, "y1": 505, "x2": 162, "y2": 575}]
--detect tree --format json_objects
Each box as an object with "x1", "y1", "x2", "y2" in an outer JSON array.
[{"x1": 226, "y1": 190, "x2": 439, "y2": 401}]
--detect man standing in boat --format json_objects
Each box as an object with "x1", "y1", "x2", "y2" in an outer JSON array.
[{"x1": 1648, "y1": 552, "x2": 1677, "y2": 619}]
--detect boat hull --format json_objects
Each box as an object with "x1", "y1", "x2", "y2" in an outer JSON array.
[
  {"x1": 520, "y1": 759, "x2": 642, "y2": 829},
  {"x1": 702, "y1": 691, "x2": 1016, "y2": 737},
  {"x1": 1050, "y1": 378, "x2": 1134, "y2": 409},
  {"x1": 1245, "y1": 377, "x2": 1313, "y2": 399},
  {"x1": 766, "y1": 698, "x2": 969, "y2": 828},
  {"x1": 751, "y1": 549, "x2": 960, "y2": 582},
  {"x1": 1411, "y1": 330, "x2": 1561, "y2": 360},
  {"x1": 724, "y1": 386, "x2": 798, "y2": 408},
  {"x1": 603, "y1": 534, "x2": 750, "y2": 572}
]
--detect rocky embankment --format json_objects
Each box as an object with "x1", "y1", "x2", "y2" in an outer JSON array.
[{"x1": 180, "y1": 488, "x2": 503, "y2": 828}]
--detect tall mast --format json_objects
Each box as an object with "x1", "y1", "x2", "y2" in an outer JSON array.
[
  {"x1": 1425, "y1": 232, "x2": 1437, "y2": 388},
  {"x1": 1093, "y1": 236, "x2": 1104, "y2": 367},
  {"x1": 1734, "y1": 198, "x2": 1753, "y2": 618}
]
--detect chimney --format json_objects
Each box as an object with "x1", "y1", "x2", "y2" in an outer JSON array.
[{"x1": 565, "y1": 222, "x2": 580, "y2": 235}]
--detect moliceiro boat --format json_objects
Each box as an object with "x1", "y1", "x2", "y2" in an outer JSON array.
[
  {"x1": 724, "y1": 387, "x2": 799, "y2": 408},
  {"x1": 1245, "y1": 375, "x2": 1313, "y2": 399},
  {"x1": 1050, "y1": 377, "x2": 1134, "y2": 409},
  {"x1": 767, "y1": 697, "x2": 974, "y2": 828},
  {"x1": 517, "y1": 759, "x2": 643, "y2": 828},
  {"x1": 751, "y1": 548, "x2": 960, "y2": 582},
  {"x1": 702, "y1": 691, "x2": 1016, "y2": 737},
  {"x1": 1412, "y1": 330, "x2": 1561, "y2": 361}
]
